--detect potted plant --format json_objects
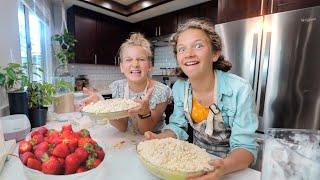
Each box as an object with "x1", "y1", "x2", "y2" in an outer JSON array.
[
  {"x1": 51, "y1": 29, "x2": 76, "y2": 76},
  {"x1": 0, "y1": 63, "x2": 29, "y2": 115},
  {"x1": 27, "y1": 80, "x2": 73, "y2": 128}
]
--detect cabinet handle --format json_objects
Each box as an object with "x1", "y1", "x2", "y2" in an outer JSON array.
[
  {"x1": 94, "y1": 54, "x2": 97, "y2": 64},
  {"x1": 159, "y1": 26, "x2": 161, "y2": 36},
  {"x1": 155, "y1": 27, "x2": 158, "y2": 36}
]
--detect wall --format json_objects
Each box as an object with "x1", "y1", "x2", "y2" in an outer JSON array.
[
  {"x1": 0, "y1": 0, "x2": 21, "y2": 116},
  {"x1": 71, "y1": 64, "x2": 124, "y2": 90},
  {"x1": 152, "y1": 46, "x2": 177, "y2": 75},
  {"x1": 71, "y1": 46, "x2": 177, "y2": 90}
]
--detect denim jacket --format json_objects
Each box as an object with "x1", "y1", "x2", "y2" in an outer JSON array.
[{"x1": 163, "y1": 70, "x2": 259, "y2": 160}]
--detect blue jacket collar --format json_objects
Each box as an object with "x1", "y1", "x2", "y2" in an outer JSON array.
[{"x1": 216, "y1": 70, "x2": 233, "y2": 99}]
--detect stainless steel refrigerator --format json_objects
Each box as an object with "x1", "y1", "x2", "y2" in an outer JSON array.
[{"x1": 215, "y1": 6, "x2": 320, "y2": 132}]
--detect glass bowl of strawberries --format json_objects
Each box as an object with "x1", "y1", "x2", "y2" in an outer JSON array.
[{"x1": 18, "y1": 124, "x2": 106, "y2": 180}]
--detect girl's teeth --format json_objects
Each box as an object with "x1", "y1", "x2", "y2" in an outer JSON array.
[{"x1": 185, "y1": 61, "x2": 198, "y2": 66}]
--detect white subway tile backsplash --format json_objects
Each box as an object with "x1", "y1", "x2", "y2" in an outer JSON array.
[
  {"x1": 71, "y1": 64, "x2": 124, "y2": 90},
  {"x1": 153, "y1": 46, "x2": 177, "y2": 75}
]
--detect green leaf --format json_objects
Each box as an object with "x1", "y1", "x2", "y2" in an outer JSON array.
[{"x1": 0, "y1": 73, "x2": 5, "y2": 87}]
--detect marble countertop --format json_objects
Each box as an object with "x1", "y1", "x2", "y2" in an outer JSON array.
[{"x1": 0, "y1": 114, "x2": 261, "y2": 180}]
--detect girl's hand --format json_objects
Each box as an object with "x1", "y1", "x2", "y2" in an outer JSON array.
[
  {"x1": 144, "y1": 131, "x2": 160, "y2": 140},
  {"x1": 128, "y1": 87, "x2": 154, "y2": 116},
  {"x1": 78, "y1": 87, "x2": 101, "y2": 110},
  {"x1": 188, "y1": 159, "x2": 226, "y2": 180}
]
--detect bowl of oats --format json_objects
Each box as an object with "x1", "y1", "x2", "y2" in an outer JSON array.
[
  {"x1": 82, "y1": 98, "x2": 140, "y2": 124},
  {"x1": 136, "y1": 138, "x2": 214, "y2": 179}
]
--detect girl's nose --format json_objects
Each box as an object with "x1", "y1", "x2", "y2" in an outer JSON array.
[
  {"x1": 132, "y1": 59, "x2": 139, "y2": 67},
  {"x1": 184, "y1": 47, "x2": 195, "y2": 57}
]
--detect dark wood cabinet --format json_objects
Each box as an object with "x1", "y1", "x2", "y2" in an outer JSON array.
[
  {"x1": 68, "y1": 7, "x2": 97, "y2": 64},
  {"x1": 266, "y1": 0, "x2": 320, "y2": 14},
  {"x1": 96, "y1": 16, "x2": 130, "y2": 65},
  {"x1": 176, "y1": 1, "x2": 217, "y2": 26},
  {"x1": 67, "y1": 6, "x2": 130, "y2": 65},
  {"x1": 217, "y1": 0, "x2": 320, "y2": 24},
  {"x1": 136, "y1": 1, "x2": 217, "y2": 38},
  {"x1": 217, "y1": 0, "x2": 262, "y2": 24},
  {"x1": 135, "y1": 12, "x2": 177, "y2": 38}
]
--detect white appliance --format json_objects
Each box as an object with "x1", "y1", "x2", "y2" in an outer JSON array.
[{"x1": 0, "y1": 114, "x2": 31, "y2": 141}]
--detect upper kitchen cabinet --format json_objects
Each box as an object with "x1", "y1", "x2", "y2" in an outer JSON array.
[
  {"x1": 67, "y1": 6, "x2": 130, "y2": 65},
  {"x1": 135, "y1": 1, "x2": 217, "y2": 38},
  {"x1": 67, "y1": 6, "x2": 97, "y2": 64},
  {"x1": 217, "y1": 0, "x2": 262, "y2": 24},
  {"x1": 265, "y1": 0, "x2": 320, "y2": 14},
  {"x1": 217, "y1": 0, "x2": 320, "y2": 24},
  {"x1": 96, "y1": 16, "x2": 130, "y2": 65},
  {"x1": 135, "y1": 12, "x2": 177, "y2": 38},
  {"x1": 177, "y1": 1, "x2": 218, "y2": 25}
]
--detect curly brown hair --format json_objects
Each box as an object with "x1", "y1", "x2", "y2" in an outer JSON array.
[{"x1": 170, "y1": 18, "x2": 232, "y2": 78}]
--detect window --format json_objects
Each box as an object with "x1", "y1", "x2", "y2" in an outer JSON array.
[{"x1": 18, "y1": 2, "x2": 50, "y2": 82}]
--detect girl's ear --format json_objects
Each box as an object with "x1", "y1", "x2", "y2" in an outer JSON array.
[{"x1": 212, "y1": 51, "x2": 221, "y2": 63}]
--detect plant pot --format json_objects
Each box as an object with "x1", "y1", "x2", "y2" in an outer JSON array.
[
  {"x1": 7, "y1": 91, "x2": 28, "y2": 116},
  {"x1": 28, "y1": 107, "x2": 48, "y2": 128}
]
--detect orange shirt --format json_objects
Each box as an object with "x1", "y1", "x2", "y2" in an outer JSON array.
[{"x1": 191, "y1": 97, "x2": 209, "y2": 123}]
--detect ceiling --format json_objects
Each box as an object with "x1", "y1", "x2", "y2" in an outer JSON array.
[
  {"x1": 64, "y1": 0, "x2": 211, "y2": 23},
  {"x1": 113, "y1": 0, "x2": 140, "y2": 6}
]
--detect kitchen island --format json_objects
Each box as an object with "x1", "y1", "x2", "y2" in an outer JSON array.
[{"x1": 0, "y1": 116, "x2": 261, "y2": 180}]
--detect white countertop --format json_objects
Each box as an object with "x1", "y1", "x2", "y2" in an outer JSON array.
[{"x1": 0, "y1": 116, "x2": 261, "y2": 180}]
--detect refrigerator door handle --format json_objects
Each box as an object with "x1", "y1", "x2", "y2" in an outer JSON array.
[
  {"x1": 258, "y1": 32, "x2": 272, "y2": 117},
  {"x1": 250, "y1": 33, "x2": 259, "y2": 89}
]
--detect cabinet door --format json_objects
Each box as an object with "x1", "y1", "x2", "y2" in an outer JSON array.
[
  {"x1": 74, "y1": 14, "x2": 97, "y2": 64},
  {"x1": 177, "y1": 5, "x2": 200, "y2": 26},
  {"x1": 269, "y1": 0, "x2": 320, "y2": 14},
  {"x1": 198, "y1": 1, "x2": 218, "y2": 23},
  {"x1": 156, "y1": 13, "x2": 177, "y2": 36},
  {"x1": 217, "y1": 0, "x2": 262, "y2": 24},
  {"x1": 139, "y1": 18, "x2": 157, "y2": 38},
  {"x1": 97, "y1": 18, "x2": 130, "y2": 65}
]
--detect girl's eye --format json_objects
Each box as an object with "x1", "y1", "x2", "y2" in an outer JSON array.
[
  {"x1": 138, "y1": 58, "x2": 146, "y2": 61},
  {"x1": 125, "y1": 58, "x2": 132, "y2": 62},
  {"x1": 177, "y1": 47, "x2": 185, "y2": 53},
  {"x1": 195, "y1": 43, "x2": 203, "y2": 49}
]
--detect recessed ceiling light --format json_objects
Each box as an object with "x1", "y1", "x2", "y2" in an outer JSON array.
[{"x1": 142, "y1": 1, "x2": 152, "y2": 8}]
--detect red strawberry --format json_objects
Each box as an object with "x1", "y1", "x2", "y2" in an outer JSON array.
[
  {"x1": 86, "y1": 156, "x2": 101, "y2": 169},
  {"x1": 57, "y1": 157, "x2": 65, "y2": 169},
  {"x1": 52, "y1": 143, "x2": 70, "y2": 158},
  {"x1": 31, "y1": 134, "x2": 44, "y2": 145},
  {"x1": 76, "y1": 166, "x2": 88, "y2": 173},
  {"x1": 33, "y1": 141, "x2": 49, "y2": 151},
  {"x1": 65, "y1": 153, "x2": 81, "y2": 174},
  {"x1": 42, "y1": 156, "x2": 62, "y2": 175},
  {"x1": 78, "y1": 137, "x2": 97, "y2": 147},
  {"x1": 80, "y1": 129, "x2": 90, "y2": 138},
  {"x1": 62, "y1": 124, "x2": 73, "y2": 132},
  {"x1": 63, "y1": 138, "x2": 78, "y2": 153},
  {"x1": 31, "y1": 131, "x2": 40, "y2": 138},
  {"x1": 26, "y1": 158, "x2": 42, "y2": 171},
  {"x1": 94, "y1": 146, "x2": 105, "y2": 160},
  {"x1": 20, "y1": 152, "x2": 35, "y2": 165},
  {"x1": 61, "y1": 130, "x2": 74, "y2": 139},
  {"x1": 74, "y1": 147, "x2": 89, "y2": 163},
  {"x1": 37, "y1": 127, "x2": 48, "y2": 135},
  {"x1": 19, "y1": 140, "x2": 32, "y2": 154},
  {"x1": 46, "y1": 129, "x2": 59, "y2": 137},
  {"x1": 34, "y1": 148, "x2": 49, "y2": 162}
]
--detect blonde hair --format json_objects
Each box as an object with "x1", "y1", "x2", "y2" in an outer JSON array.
[
  {"x1": 170, "y1": 18, "x2": 232, "y2": 78},
  {"x1": 119, "y1": 32, "x2": 153, "y2": 62}
]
